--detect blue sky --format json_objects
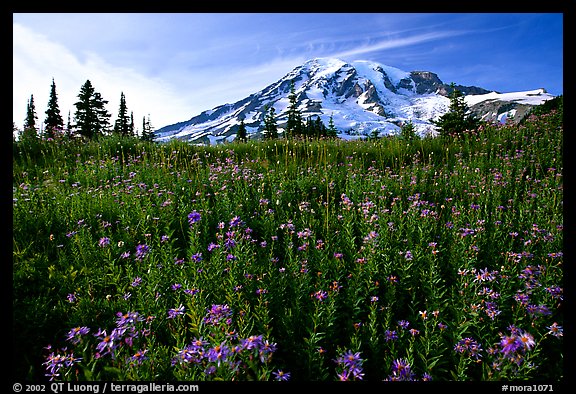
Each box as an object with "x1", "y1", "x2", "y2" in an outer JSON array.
[{"x1": 13, "y1": 13, "x2": 563, "y2": 130}]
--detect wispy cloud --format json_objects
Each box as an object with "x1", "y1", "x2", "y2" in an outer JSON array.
[
  {"x1": 13, "y1": 23, "x2": 193, "y2": 129},
  {"x1": 330, "y1": 30, "x2": 469, "y2": 59}
]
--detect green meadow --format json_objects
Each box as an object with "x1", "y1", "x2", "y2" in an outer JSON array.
[{"x1": 13, "y1": 110, "x2": 563, "y2": 382}]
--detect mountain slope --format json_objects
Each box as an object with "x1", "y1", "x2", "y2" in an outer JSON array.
[{"x1": 155, "y1": 58, "x2": 555, "y2": 143}]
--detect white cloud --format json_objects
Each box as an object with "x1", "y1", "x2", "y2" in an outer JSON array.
[
  {"x1": 331, "y1": 30, "x2": 467, "y2": 59},
  {"x1": 13, "y1": 23, "x2": 196, "y2": 130}
]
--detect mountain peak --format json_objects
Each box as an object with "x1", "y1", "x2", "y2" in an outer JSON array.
[{"x1": 155, "y1": 58, "x2": 555, "y2": 144}]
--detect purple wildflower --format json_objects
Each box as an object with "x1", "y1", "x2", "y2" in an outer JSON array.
[
  {"x1": 385, "y1": 329, "x2": 398, "y2": 342},
  {"x1": 206, "y1": 342, "x2": 230, "y2": 367},
  {"x1": 43, "y1": 350, "x2": 82, "y2": 381},
  {"x1": 241, "y1": 335, "x2": 263, "y2": 350},
  {"x1": 273, "y1": 370, "x2": 291, "y2": 381},
  {"x1": 397, "y1": 320, "x2": 410, "y2": 329},
  {"x1": 311, "y1": 290, "x2": 328, "y2": 302},
  {"x1": 167, "y1": 304, "x2": 185, "y2": 319},
  {"x1": 229, "y1": 215, "x2": 243, "y2": 228},
  {"x1": 127, "y1": 349, "x2": 149, "y2": 366},
  {"x1": 335, "y1": 349, "x2": 364, "y2": 381},
  {"x1": 547, "y1": 322, "x2": 563, "y2": 338},
  {"x1": 188, "y1": 210, "x2": 201, "y2": 225},
  {"x1": 203, "y1": 304, "x2": 232, "y2": 326},
  {"x1": 98, "y1": 237, "x2": 111, "y2": 247},
  {"x1": 387, "y1": 358, "x2": 416, "y2": 381},
  {"x1": 65, "y1": 326, "x2": 90, "y2": 345},
  {"x1": 135, "y1": 244, "x2": 150, "y2": 261},
  {"x1": 454, "y1": 337, "x2": 483, "y2": 360},
  {"x1": 67, "y1": 293, "x2": 77, "y2": 303}
]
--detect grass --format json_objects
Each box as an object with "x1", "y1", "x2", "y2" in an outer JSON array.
[{"x1": 12, "y1": 110, "x2": 563, "y2": 382}]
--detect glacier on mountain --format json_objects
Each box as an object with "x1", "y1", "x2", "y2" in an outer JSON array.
[{"x1": 155, "y1": 58, "x2": 555, "y2": 144}]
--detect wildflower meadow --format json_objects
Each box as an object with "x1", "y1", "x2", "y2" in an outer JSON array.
[{"x1": 13, "y1": 110, "x2": 563, "y2": 383}]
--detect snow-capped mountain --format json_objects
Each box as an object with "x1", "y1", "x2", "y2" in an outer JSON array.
[{"x1": 155, "y1": 58, "x2": 555, "y2": 143}]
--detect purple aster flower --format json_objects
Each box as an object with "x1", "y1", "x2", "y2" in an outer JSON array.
[
  {"x1": 43, "y1": 351, "x2": 82, "y2": 381},
  {"x1": 65, "y1": 326, "x2": 90, "y2": 345},
  {"x1": 98, "y1": 237, "x2": 111, "y2": 247},
  {"x1": 454, "y1": 337, "x2": 483, "y2": 360},
  {"x1": 203, "y1": 304, "x2": 232, "y2": 326},
  {"x1": 207, "y1": 242, "x2": 220, "y2": 252},
  {"x1": 127, "y1": 349, "x2": 148, "y2": 366},
  {"x1": 188, "y1": 210, "x2": 201, "y2": 225},
  {"x1": 273, "y1": 370, "x2": 291, "y2": 381},
  {"x1": 229, "y1": 215, "x2": 243, "y2": 228},
  {"x1": 388, "y1": 358, "x2": 415, "y2": 381},
  {"x1": 258, "y1": 339, "x2": 277, "y2": 363},
  {"x1": 206, "y1": 342, "x2": 231, "y2": 366},
  {"x1": 385, "y1": 330, "x2": 398, "y2": 342},
  {"x1": 547, "y1": 322, "x2": 563, "y2": 338},
  {"x1": 184, "y1": 288, "x2": 199, "y2": 296},
  {"x1": 241, "y1": 335, "x2": 263, "y2": 350},
  {"x1": 500, "y1": 334, "x2": 524, "y2": 357},
  {"x1": 526, "y1": 304, "x2": 551, "y2": 317},
  {"x1": 135, "y1": 244, "x2": 150, "y2": 261},
  {"x1": 94, "y1": 329, "x2": 120, "y2": 357},
  {"x1": 335, "y1": 349, "x2": 364, "y2": 381},
  {"x1": 131, "y1": 277, "x2": 142, "y2": 287},
  {"x1": 311, "y1": 290, "x2": 328, "y2": 302},
  {"x1": 398, "y1": 320, "x2": 410, "y2": 329},
  {"x1": 167, "y1": 304, "x2": 185, "y2": 319}
]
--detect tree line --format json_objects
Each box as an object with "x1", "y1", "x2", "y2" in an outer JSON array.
[
  {"x1": 255, "y1": 80, "x2": 338, "y2": 142},
  {"x1": 17, "y1": 78, "x2": 525, "y2": 145},
  {"x1": 17, "y1": 78, "x2": 155, "y2": 142}
]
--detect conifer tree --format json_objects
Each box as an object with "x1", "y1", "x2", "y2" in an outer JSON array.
[
  {"x1": 113, "y1": 92, "x2": 131, "y2": 136},
  {"x1": 44, "y1": 78, "x2": 64, "y2": 139},
  {"x1": 24, "y1": 94, "x2": 37, "y2": 131},
  {"x1": 433, "y1": 83, "x2": 479, "y2": 137},
  {"x1": 73, "y1": 80, "x2": 111, "y2": 139},
  {"x1": 326, "y1": 114, "x2": 338, "y2": 138},
  {"x1": 236, "y1": 118, "x2": 248, "y2": 142},
  {"x1": 140, "y1": 114, "x2": 155, "y2": 142},
  {"x1": 263, "y1": 105, "x2": 278, "y2": 140},
  {"x1": 130, "y1": 111, "x2": 135, "y2": 136},
  {"x1": 66, "y1": 111, "x2": 73, "y2": 139},
  {"x1": 400, "y1": 120, "x2": 418, "y2": 141},
  {"x1": 285, "y1": 80, "x2": 303, "y2": 139},
  {"x1": 22, "y1": 94, "x2": 38, "y2": 140}
]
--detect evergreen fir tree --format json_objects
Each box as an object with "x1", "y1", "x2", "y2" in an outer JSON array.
[
  {"x1": 44, "y1": 78, "x2": 64, "y2": 139},
  {"x1": 263, "y1": 105, "x2": 278, "y2": 140},
  {"x1": 303, "y1": 115, "x2": 327, "y2": 139},
  {"x1": 285, "y1": 80, "x2": 303, "y2": 139},
  {"x1": 400, "y1": 120, "x2": 418, "y2": 141},
  {"x1": 130, "y1": 111, "x2": 135, "y2": 136},
  {"x1": 326, "y1": 114, "x2": 338, "y2": 138},
  {"x1": 113, "y1": 92, "x2": 131, "y2": 136},
  {"x1": 22, "y1": 94, "x2": 38, "y2": 140},
  {"x1": 433, "y1": 83, "x2": 479, "y2": 137},
  {"x1": 66, "y1": 111, "x2": 73, "y2": 139},
  {"x1": 24, "y1": 94, "x2": 37, "y2": 131},
  {"x1": 73, "y1": 80, "x2": 111, "y2": 139},
  {"x1": 236, "y1": 118, "x2": 248, "y2": 142},
  {"x1": 140, "y1": 114, "x2": 155, "y2": 142}
]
